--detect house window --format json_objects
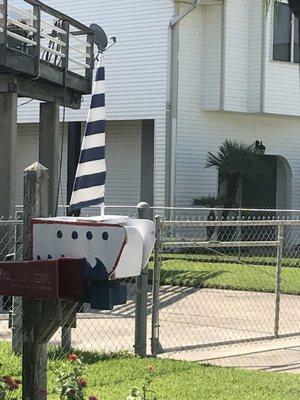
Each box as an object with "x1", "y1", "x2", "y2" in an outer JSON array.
[{"x1": 273, "y1": 2, "x2": 299, "y2": 63}]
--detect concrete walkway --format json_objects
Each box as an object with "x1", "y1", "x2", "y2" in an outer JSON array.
[
  {"x1": 161, "y1": 339, "x2": 300, "y2": 373},
  {"x1": 0, "y1": 285, "x2": 299, "y2": 372}
]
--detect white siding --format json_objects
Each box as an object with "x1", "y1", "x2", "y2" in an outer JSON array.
[
  {"x1": 16, "y1": 124, "x2": 68, "y2": 207},
  {"x1": 249, "y1": 0, "x2": 263, "y2": 113},
  {"x1": 200, "y1": 0, "x2": 300, "y2": 116},
  {"x1": 176, "y1": 3, "x2": 300, "y2": 209},
  {"x1": 264, "y1": 1, "x2": 300, "y2": 116},
  {"x1": 16, "y1": 121, "x2": 142, "y2": 207},
  {"x1": 202, "y1": 0, "x2": 262, "y2": 113},
  {"x1": 202, "y1": 5, "x2": 222, "y2": 110},
  {"x1": 105, "y1": 121, "x2": 142, "y2": 206},
  {"x1": 224, "y1": 0, "x2": 250, "y2": 112},
  {"x1": 17, "y1": 0, "x2": 173, "y2": 206}
]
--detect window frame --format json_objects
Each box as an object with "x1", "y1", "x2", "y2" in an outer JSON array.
[{"x1": 272, "y1": 1, "x2": 298, "y2": 64}]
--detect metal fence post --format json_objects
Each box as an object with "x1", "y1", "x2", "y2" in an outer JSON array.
[
  {"x1": 134, "y1": 202, "x2": 150, "y2": 357},
  {"x1": 61, "y1": 325, "x2": 72, "y2": 354},
  {"x1": 274, "y1": 224, "x2": 284, "y2": 338},
  {"x1": 11, "y1": 211, "x2": 23, "y2": 354},
  {"x1": 237, "y1": 208, "x2": 242, "y2": 262},
  {"x1": 151, "y1": 216, "x2": 163, "y2": 356}
]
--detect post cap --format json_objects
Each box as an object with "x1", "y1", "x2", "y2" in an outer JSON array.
[
  {"x1": 137, "y1": 202, "x2": 150, "y2": 210},
  {"x1": 24, "y1": 161, "x2": 49, "y2": 172}
]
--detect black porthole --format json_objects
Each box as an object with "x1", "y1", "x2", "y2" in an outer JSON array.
[
  {"x1": 72, "y1": 231, "x2": 78, "y2": 240},
  {"x1": 61, "y1": 255, "x2": 65, "y2": 258},
  {"x1": 47, "y1": 255, "x2": 52, "y2": 259},
  {"x1": 102, "y1": 231, "x2": 109, "y2": 241},
  {"x1": 37, "y1": 255, "x2": 41, "y2": 260},
  {"x1": 57, "y1": 230, "x2": 63, "y2": 239},
  {"x1": 86, "y1": 231, "x2": 93, "y2": 240}
]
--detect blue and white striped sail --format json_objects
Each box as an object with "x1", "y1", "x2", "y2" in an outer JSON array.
[{"x1": 70, "y1": 60, "x2": 106, "y2": 211}]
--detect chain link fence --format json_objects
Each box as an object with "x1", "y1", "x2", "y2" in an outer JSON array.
[
  {"x1": 151, "y1": 208, "x2": 300, "y2": 359},
  {"x1": 0, "y1": 206, "x2": 299, "y2": 369},
  {"x1": 0, "y1": 206, "x2": 141, "y2": 360}
]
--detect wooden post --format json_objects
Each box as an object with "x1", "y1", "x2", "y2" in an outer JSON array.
[
  {"x1": 0, "y1": 0, "x2": 7, "y2": 65},
  {"x1": 39, "y1": 102, "x2": 60, "y2": 217},
  {"x1": 22, "y1": 162, "x2": 78, "y2": 400},
  {"x1": 0, "y1": 89, "x2": 17, "y2": 219},
  {"x1": 22, "y1": 162, "x2": 49, "y2": 400}
]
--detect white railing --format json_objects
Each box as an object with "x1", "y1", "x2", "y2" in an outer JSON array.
[
  {"x1": 7, "y1": 16, "x2": 36, "y2": 32},
  {"x1": 8, "y1": 3, "x2": 37, "y2": 20},
  {"x1": 7, "y1": 30, "x2": 36, "y2": 45},
  {"x1": 41, "y1": 19, "x2": 66, "y2": 35},
  {"x1": 1, "y1": 0, "x2": 93, "y2": 76}
]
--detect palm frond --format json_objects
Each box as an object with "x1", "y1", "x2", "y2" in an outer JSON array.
[
  {"x1": 206, "y1": 140, "x2": 267, "y2": 181},
  {"x1": 192, "y1": 195, "x2": 225, "y2": 208}
]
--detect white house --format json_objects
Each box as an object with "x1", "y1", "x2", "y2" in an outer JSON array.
[{"x1": 16, "y1": 0, "x2": 300, "y2": 211}]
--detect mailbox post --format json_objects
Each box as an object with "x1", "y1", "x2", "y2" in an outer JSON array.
[
  {"x1": 22, "y1": 162, "x2": 49, "y2": 399},
  {"x1": 22, "y1": 163, "x2": 79, "y2": 400}
]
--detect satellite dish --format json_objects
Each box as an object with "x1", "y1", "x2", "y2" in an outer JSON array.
[
  {"x1": 90, "y1": 23, "x2": 108, "y2": 52},
  {"x1": 288, "y1": 0, "x2": 300, "y2": 18}
]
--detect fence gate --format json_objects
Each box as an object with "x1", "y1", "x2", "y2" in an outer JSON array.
[{"x1": 151, "y1": 213, "x2": 300, "y2": 356}]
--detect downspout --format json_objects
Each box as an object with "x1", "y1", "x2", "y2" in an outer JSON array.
[
  {"x1": 165, "y1": 0, "x2": 201, "y2": 209},
  {"x1": 260, "y1": 0, "x2": 267, "y2": 113},
  {"x1": 220, "y1": 0, "x2": 226, "y2": 110}
]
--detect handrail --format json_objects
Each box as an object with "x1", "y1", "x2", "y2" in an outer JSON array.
[
  {"x1": 69, "y1": 44, "x2": 90, "y2": 58},
  {"x1": 21, "y1": 0, "x2": 93, "y2": 34},
  {"x1": 70, "y1": 33, "x2": 91, "y2": 47},
  {"x1": 0, "y1": 0, "x2": 96, "y2": 88},
  {"x1": 7, "y1": 17, "x2": 37, "y2": 33},
  {"x1": 40, "y1": 44, "x2": 65, "y2": 57},
  {"x1": 8, "y1": 4, "x2": 37, "y2": 20},
  {"x1": 69, "y1": 56, "x2": 90, "y2": 69},
  {"x1": 41, "y1": 20, "x2": 66, "y2": 35},
  {"x1": 7, "y1": 30, "x2": 37, "y2": 46},
  {"x1": 40, "y1": 31, "x2": 66, "y2": 47}
]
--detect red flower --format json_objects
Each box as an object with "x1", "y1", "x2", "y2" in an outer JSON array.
[
  {"x1": 88, "y1": 396, "x2": 98, "y2": 400},
  {"x1": 67, "y1": 354, "x2": 78, "y2": 362},
  {"x1": 7, "y1": 381, "x2": 19, "y2": 391},
  {"x1": 77, "y1": 378, "x2": 87, "y2": 388},
  {"x1": 1, "y1": 376, "x2": 13, "y2": 384},
  {"x1": 14, "y1": 379, "x2": 22, "y2": 385},
  {"x1": 69, "y1": 388, "x2": 76, "y2": 396}
]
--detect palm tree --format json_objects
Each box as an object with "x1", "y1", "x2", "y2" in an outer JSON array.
[
  {"x1": 206, "y1": 140, "x2": 266, "y2": 214},
  {"x1": 206, "y1": 140, "x2": 267, "y2": 240},
  {"x1": 192, "y1": 195, "x2": 225, "y2": 240}
]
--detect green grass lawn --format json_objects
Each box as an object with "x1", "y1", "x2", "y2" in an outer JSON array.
[
  {"x1": 0, "y1": 343, "x2": 299, "y2": 400},
  {"x1": 161, "y1": 253, "x2": 300, "y2": 268},
  {"x1": 148, "y1": 258, "x2": 300, "y2": 295}
]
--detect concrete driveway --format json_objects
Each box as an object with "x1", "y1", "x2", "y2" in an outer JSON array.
[{"x1": 0, "y1": 285, "x2": 299, "y2": 372}]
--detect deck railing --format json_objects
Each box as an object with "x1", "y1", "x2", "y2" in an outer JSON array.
[{"x1": 0, "y1": 0, "x2": 94, "y2": 84}]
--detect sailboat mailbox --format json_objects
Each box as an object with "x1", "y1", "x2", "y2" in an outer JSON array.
[
  {"x1": 29, "y1": 215, "x2": 155, "y2": 309},
  {"x1": 0, "y1": 216, "x2": 155, "y2": 310},
  {"x1": 32, "y1": 216, "x2": 155, "y2": 280}
]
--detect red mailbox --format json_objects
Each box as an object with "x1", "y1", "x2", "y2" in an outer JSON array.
[{"x1": 0, "y1": 258, "x2": 84, "y2": 301}]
